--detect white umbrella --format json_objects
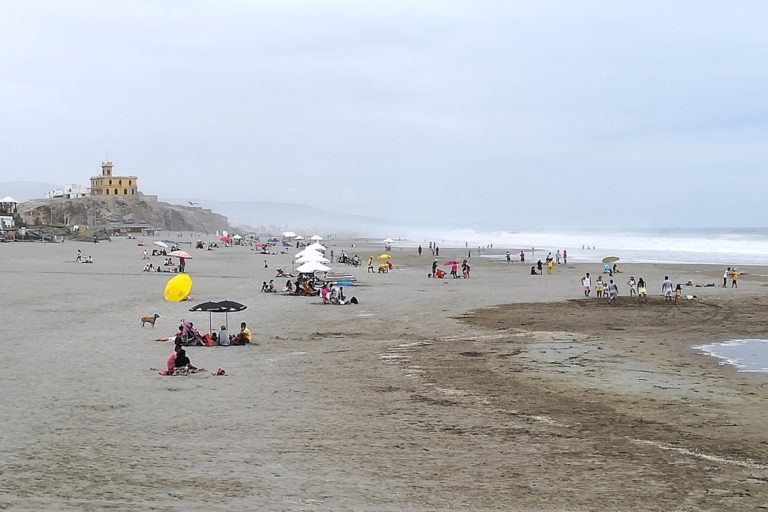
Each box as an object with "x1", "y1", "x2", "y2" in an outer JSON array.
[
  {"x1": 306, "y1": 242, "x2": 326, "y2": 252},
  {"x1": 296, "y1": 261, "x2": 331, "y2": 273},
  {"x1": 233, "y1": 234, "x2": 242, "y2": 240},
  {"x1": 282, "y1": 231, "x2": 297, "y2": 238},
  {"x1": 310, "y1": 235, "x2": 323, "y2": 241},
  {"x1": 222, "y1": 230, "x2": 228, "y2": 237},
  {"x1": 383, "y1": 238, "x2": 394, "y2": 243},
  {"x1": 295, "y1": 235, "x2": 304, "y2": 240},
  {"x1": 295, "y1": 248, "x2": 323, "y2": 259},
  {"x1": 153, "y1": 241, "x2": 169, "y2": 248},
  {"x1": 296, "y1": 254, "x2": 330, "y2": 264}
]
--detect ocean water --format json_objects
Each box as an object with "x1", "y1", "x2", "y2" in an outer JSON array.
[
  {"x1": 694, "y1": 340, "x2": 768, "y2": 372},
  {"x1": 391, "y1": 228, "x2": 768, "y2": 266}
]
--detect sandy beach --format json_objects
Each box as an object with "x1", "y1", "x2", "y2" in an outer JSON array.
[{"x1": 2, "y1": 235, "x2": 768, "y2": 511}]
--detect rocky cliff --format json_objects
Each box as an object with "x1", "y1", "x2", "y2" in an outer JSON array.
[{"x1": 18, "y1": 197, "x2": 232, "y2": 234}]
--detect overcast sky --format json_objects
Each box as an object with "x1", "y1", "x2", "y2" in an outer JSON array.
[{"x1": 1, "y1": 1, "x2": 766, "y2": 229}]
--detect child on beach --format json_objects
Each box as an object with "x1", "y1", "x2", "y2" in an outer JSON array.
[
  {"x1": 595, "y1": 276, "x2": 605, "y2": 298},
  {"x1": 674, "y1": 284, "x2": 682, "y2": 305},
  {"x1": 637, "y1": 278, "x2": 648, "y2": 303},
  {"x1": 627, "y1": 276, "x2": 637, "y2": 297}
]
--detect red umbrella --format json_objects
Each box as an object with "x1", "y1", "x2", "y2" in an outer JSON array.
[
  {"x1": 443, "y1": 260, "x2": 458, "y2": 266},
  {"x1": 220, "y1": 235, "x2": 231, "y2": 243}
]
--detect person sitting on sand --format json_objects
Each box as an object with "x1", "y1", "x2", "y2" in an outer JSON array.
[
  {"x1": 267, "y1": 280, "x2": 276, "y2": 293},
  {"x1": 231, "y1": 322, "x2": 252, "y2": 345},
  {"x1": 321, "y1": 284, "x2": 330, "y2": 304},
  {"x1": 218, "y1": 325, "x2": 230, "y2": 346},
  {"x1": 530, "y1": 265, "x2": 538, "y2": 275},
  {"x1": 260, "y1": 281, "x2": 269, "y2": 293},
  {"x1": 612, "y1": 263, "x2": 621, "y2": 273},
  {"x1": 283, "y1": 279, "x2": 293, "y2": 293},
  {"x1": 537, "y1": 260, "x2": 543, "y2": 273}
]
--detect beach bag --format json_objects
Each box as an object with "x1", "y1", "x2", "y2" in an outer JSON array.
[{"x1": 202, "y1": 333, "x2": 213, "y2": 347}]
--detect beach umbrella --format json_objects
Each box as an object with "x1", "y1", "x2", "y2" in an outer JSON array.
[
  {"x1": 164, "y1": 274, "x2": 193, "y2": 302},
  {"x1": 233, "y1": 234, "x2": 242, "y2": 240},
  {"x1": 168, "y1": 250, "x2": 193, "y2": 259},
  {"x1": 306, "y1": 242, "x2": 326, "y2": 252},
  {"x1": 601, "y1": 256, "x2": 620, "y2": 264},
  {"x1": 153, "y1": 241, "x2": 169, "y2": 249},
  {"x1": 383, "y1": 238, "x2": 394, "y2": 243},
  {"x1": 220, "y1": 235, "x2": 230, "y2": 243},
  {"x1": 296, "y1": 254, "x2": 330, "y2": 264},
  {"x1": 443, "y1": 260, "x2": 458, "y2": 266},
  {"x1": 295, "y1": 248, "x2": 323, "y2": 259},
  {"x1": 378, "y1": 254, "x2": 391, "y2": 260},
  {"x1": 310, "y1": 235, "x2": 323, "y2": 241},
  {"x1": 282, "y1": 231, "x2": 297, "y2": 238},
  {"x1": 296, "y1": 261, "x2": 331, "y2": 273},
  {"x1": 295, "y1": 235, "x2": 304, "y2": 240},
  {"x1": 190, "y1": 300, "x2": 246, "y2": 332}
]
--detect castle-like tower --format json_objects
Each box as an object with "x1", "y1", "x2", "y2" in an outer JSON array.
[{"x1": 90, "y1": 162, "x2": 138, "y2": 197}]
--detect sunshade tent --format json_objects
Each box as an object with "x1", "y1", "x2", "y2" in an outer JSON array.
[
  {"x1": 295, "y1": 248, "x2": 323, "y2": 259},
  {"x1": 310, "y1": 235, "x2": 323, "y2": 241},
  {"x1": 294, "y1": 235, "x2": 304, "y2": 240},
  {"x1": 383, "y1": 238, "x2": 394, "y2": 243},
  {"x1": 164, "y1": 274, "x2": 193, "y2": 302},
  {"x1": 233, "y1": 234, "x2": 242, "y2": 240},
  {"x1": 306, "y1": 242, "x2": 326, "y2": 252},
  {"x1": 296, "y1": 261, "x2": 331, "y2": 273},
  {"x1": 602, "y1": 256, "x2": 620, "y2": 264},
  {"x1": 296, "y1": 254, "x2": 330, "y2": 264},
  {"x1": 190, "y1": 300, "x2": 247, "y2": 332},
  {"x1": 282, "y1": 231, "x2": 297, "y2": 238},
  {"x1": 168, "y1": 250, "x2": 193, "y2": 259}
]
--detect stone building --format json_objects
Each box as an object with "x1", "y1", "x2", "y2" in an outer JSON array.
[{"x1": 90, "y1": 162, "x2": 138, "y2": 197}]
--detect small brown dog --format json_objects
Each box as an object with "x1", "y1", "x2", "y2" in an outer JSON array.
[{"x1": 141, "y1": 313, "x2": 160, "y2": 327}]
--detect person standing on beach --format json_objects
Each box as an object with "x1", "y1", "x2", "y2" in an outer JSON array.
[
  {"x1": 418, "y1": 245, "x2": 422, "y2": 255},
  {"x1": 520, "y1": 250, "x2": 525, "y2": 263},
  {"x1": 546, "y1": 258, "x2": 554, "y2": 275},
  {"x1": 431, "y1": 259, "x2": 438, "y2": 277},
  {"x1": 661, "y1": 276, "x2": 674, "y2": 303},
  {"x1": 76, "y1": 249, "x2": 82, "y2": 262},
  {"x1": 607, "y1": 279, "x2": 619, "y2": 304},
  {"x1": 563, "y1": 249, "x2": 567, "y2": 264},
  {"x1": 505, "y1": 251, "x2": 511, "y2": 263},
  {"x1": 435, "y1": 246, "x2": 440, "y2": 257},
  {"x1": 581, "y1": 273, "x2": 592, "y2": 297},
  {"x1": 723, "y1": 267, "x2": 730, "y2": 288},
  {"x1": 731, "y1": 268, "x2": 739, "y2": 288},
  {"x1": 627, "y1": 276, "x2": 637, "y2": 297},
  {"x1": 556, "y1": 250, "x2": 561, "y2": 265},
  {"x1": 367, "y1": 256, "x2": 374, "y2": 273},
  {"x1": 637, "y1": 278, "x2": 648, "y2": 303}
]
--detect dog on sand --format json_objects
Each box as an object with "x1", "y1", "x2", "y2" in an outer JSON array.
[{"x1": 141, "y1": 314, "x2": 160, "y2": 327}]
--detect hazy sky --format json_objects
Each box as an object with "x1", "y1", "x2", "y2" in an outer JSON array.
[{"x1": 1, "y1": 1, "x2": 766, "y2": 229}]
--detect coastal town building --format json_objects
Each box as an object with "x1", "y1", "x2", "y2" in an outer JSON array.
[
  {"x1": 0, "y1": 195, "x2": 18, "y2": 229},
  {"x1": 90, "y1": 161, "x2": 138, "y2": 197},
  {"x1": 46, "y1": 184, "x2": 90, "y2": 199}
]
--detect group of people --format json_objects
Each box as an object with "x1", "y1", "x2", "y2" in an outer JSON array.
[
  {"x1": 429, "y1": 259, "x2": 470, "y2": 279},
  {"x1": 580, "y1": 273, "x2": 688, "y2": 305},
  {"x1": 723, "y1": 267, "x2": 740, "y2": 288},
  {"x1": 75, "y1": 249, "x2": 93, "y2": 264},
  {"x1": 260, "y1": 280, "x2": 277, "y2": 293}
]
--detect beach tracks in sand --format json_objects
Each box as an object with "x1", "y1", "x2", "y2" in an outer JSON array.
[{"x1": 372, "y1": 307, "x2": 768, "y2": 510}]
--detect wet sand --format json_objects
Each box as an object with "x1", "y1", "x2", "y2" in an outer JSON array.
[{"x1": 1, "y1": 235, "x2": 767, "y2": 511}]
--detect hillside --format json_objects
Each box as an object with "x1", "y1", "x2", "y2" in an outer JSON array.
[{"x1": 17, "y1": 196, "x2": 232, "y2": 234}]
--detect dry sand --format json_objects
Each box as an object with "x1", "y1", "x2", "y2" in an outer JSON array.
[{"x1": 1, "y1": 235, "x2": 768, "y2": 511}]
